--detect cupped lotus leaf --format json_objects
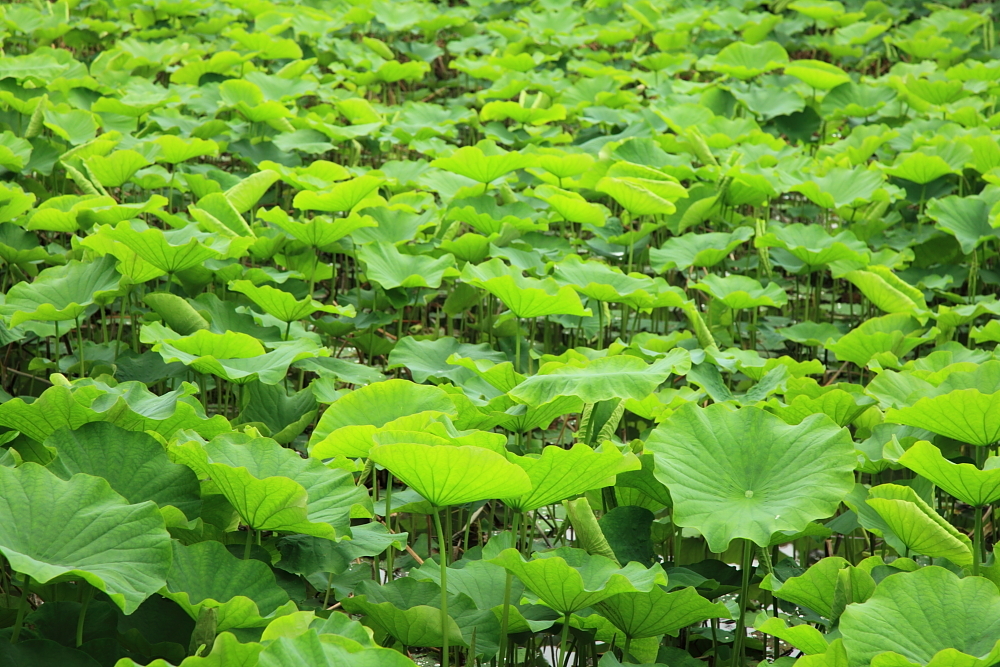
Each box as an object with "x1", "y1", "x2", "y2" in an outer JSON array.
[
  {"x1": 489, "y1": 547, "x2": 667, "y2": 615},
  {"x1": 755, "y1": 616, "x2": 830, "y2": 655},
  {"x1": 784, "y1": 59, "x2": 851, "y2": 89},
  {"x1": 595, "y1": 177, "x2": 681, "y2": 216},
  {"x1": 821, "y1": 81, "x2": 897, "y2": 119},
  {"x1": 460, "y1": 258, "x2": 591, "y2": 318},
  {"x1": 357, "y1": 243, "x2": 457, "y2": 290},
  {"x1": 768, "y1": 389, "x2": 875, "y2": 427},
  {"x1": 508, "y1": 352, "x2": 689, "y2": 406},
  {"x1": 309, "y1": 379, "x2": 457, "y2": 457},
  {"x1": 0, "y1": 222, "x2": 48, "y2": 265},
  {"x1": 535, "y1": 187, "x2": 607, "y2": 226},
  {"x1": 762, "y1": 556, "x2": 874, "y2": 620},
  {"x1": 596, "y1": 586, "x2": 729, "y2": 639},
  {"x1": 164, "y1": 541, "x2": 294, "y2": 631},
  {"x1": 0, "y1": 182, "x2": 35, "y2": 224},
  {"x1": 430, "y1": 142, "x2": 535, "y2": 185},
  {"x1": 552, "y1": 255, "x2": 690, "y2": 310},
  {"x1": 701, "y1": 41, "x2": 789, "y2": 79},
  {"x1": 756, "y1": 223, "x2": 869, "y2": 268},
  {"x1": 503, "y1": 442, "x2": 641, "y2": 512},
  {"x1": 145, "y1": 326, "x2": 327, "y2": 385},
  {"x1": 341, "y1": 579, "x2": 468, "y2": 649},
  {"x1": 843, "y1": 266, "x2": 927, "y2": 316},
  {"x1": 650, "y1": 227, "x2": 755, "y2": 271},
  {"x1": 0, "y1": 130, "x2": 31, "y2": 172},
  {"x1": 862, "y1": 484, "x2": 973, "y2": 567},
  {"x1": 144, "y1": 293, "x2": 210, "y2": 335},
  {"x1": 535, "y1": 153, "x2": 595, "y2": 180},
  {"x1": 885, "y1": 389, "x2": 1000, "y2": 446},
  {"x1": 898, "y1": 440, "x2": 1000, "y2": 507},
  {"x1": 480, "y1": 101, "x2": 566, "y2": 125},
  {"x1": 292, "y1": 175, "x2": 384, "y2": 212},
  {"x1": 84, "y1": 150, "x2": 150, "y2": 187},
  {"x1": 840, "y1": 566, "x2": 1000, "y2": 667},
  {"x1": 257, "y1": 208, "x2": 377, "y2": 248},
  {"x1": 101, "y1": 221, "x2": 251, "y2": 273},
  {"x1": 189, "y1": 193, "x2": 253, "y2": 238},
  {"x1": 369, "y1": 443, "x2": 531, "y2": 506},
  {"x1": 225, "y1": 169, "x2": 281, "y2": 213},
  {"x1": 884, "y1": 153, "x2": 956, "y2": 185},
  {"x1": 46, "y1": 422, "x2": 201, "y2": 519},
  {"x1": 825, "y1": 313, "x2": 933, "y2": 368},
  {"x1": 0, "y1": 379, "x2": 231, "y2": 443},
  {"x1": 647, "y1": 403, "x2": 856, "y2": 552},
  {"x1": 174, "y1": 434, "x2": 365, "y2": 538},
  {"x1": 388, "y1": 336, "x2": 506, "y2": 385},
  {"x1": 791, "y1": 168, "x2": 897, "y2": 211},
  {"x1": 2, "y1": 255, "x2": 122, "y2": 327},
  {"x1": 690, "y1": 274, "x2": 787, "y2": 310},
  {"x1": 152, "y1": 136, "x2": 219, "y2": 164},
  {"x1": 926, "y1": 195, "x2": 998, "y2": 255},
  {"x1": 27, "y1": 194, "x2": 117, "y2": 233},
  {"x1": 258, "y1": 628, "x2": 418, "y2": 667},
  {"x1": 237, "y1": 381, "x2": 318, "y2": 445},
  {"x1": 229, "y1": 280, "x2": 353, "y2": 323},
  {"x1": 446, "y1": 196, "x2": 545, "y2": 234},
  {"x1": 0, "y1": 463, "x2": 171, "y2": 614}
]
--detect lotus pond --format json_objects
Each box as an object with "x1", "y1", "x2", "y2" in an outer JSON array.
[{"x1": 1, "y1": 0, "x2": 1000, "y2": 665}]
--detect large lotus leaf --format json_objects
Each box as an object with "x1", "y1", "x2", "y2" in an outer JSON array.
[
  {"x1": 446, "y1": 196, "x2": 546, "y2": 234},
  {"x1": 595, "y1": 177, "x2": 680, "y2": 216},
  {"x1": 357, "y1": 243, "x2": 457, "y2": 290},
  {"x1": 292, "y1": 175, "x2": 384, "y2": 212},
  {"x1": 755, "y1": 617, "x2": 830, "y2": 655},
  {"x1": 430, "y1": 142, "x2": 534, "y2": 185},
  {"x1": 791, "y1": 167, "x2": 897, "y2": 210},
  {"x1": 387, "y1": 336, "x2": 506, "y2": 386},
  {"x1": 173, "y1": 434, "x2": 365, "y2": 538},
  {"x1": 552, "y1": 255, "x2": 690, "y2": 309},
  {"x1": 885, "y1": 153, "x2": 957, "y2": 185},
  {"x1": 840, "y1": 567, "x2": 1000, "y2": 667},
  {"x1": 145, "y1": 325, "x2": 327, "y2": 385},
  {"x1": 460, "y1": 258, "x2": 590, "y2": 318},
  {"x1": 503, "y1": 442, "x2": 641, "y2": 512},
  {"x1": 650, "y1": 227, "x2": 755, "y2": 271},
  {"x1": 0, "y1": 380, "x2": 231, "y2": 443},
  {"x1": 309, "y1": 379, "x2": 457, "y2": 458},
  {"x1": 768, "y1": 389, "x2": 875, "y2": 427},
  {"x1": 46, "y1": 422, "x2": 201, "y2": 520},
  {"x1": 342, "y1": 578, "x2": 467, "y2": 649},
  {"x1": 885, "y1": 389, "x2": 1000, "y2": 446},
  {"x1": 258, "y1": 628, "x2": 417, "y2": 667},
  {"x1": 843, "y1": 266, "x2": 927, "y2": 316},
  {"x1": 163, "y1": 541, "x2": 295, "y2": 631},
  {"x1": 0, "y1": 463, "x2": 171, "y2": 614},
  {"x1": 898, "y1": 440, "x2": 1000, "y2": 507},
  {"x1": 84, "y1": 150, "x2": 150, "y2": 188},
  {"x1": 647, "y1": 403, "x2": 856, "y2": 552},
  {"x1": 596, "y1": 586, "x2": 728, "y2": 639},
  {"x1": 508, "y1": 352, "x2": 689, "y2": 406},
  {"x1": 536, "y1": 187, "x2": 606, "y2": 226},
  {"x1": 369, "y1": 443, "x2": 531, "y2": 506},
  {"x1": 690, "y1": 274, "x2": 787, "y2": 310},
  {"x1": 926, "y1": 196, "x2": 999, "y2": 255},
  {"x1": 701, "y1": 41, "x2": 789, "y2": 79},
  {"x1": 756, "y1": 223, "x2": 869, "y2": 268},
  {"x1": 489, "y1": 547, "x2": 666, "y2": 615},
  {"x1": 863, "y1": 484, "x2": 973, "y2": 567},
  {"x1": 785, "y1": 59, "x2": 851, "y2": 89},
  {"x1": 0, "y1": 222, "x2": 48, "y2": 265},
  {"x1": 2, "y1": 255, "x2": 122, "y2": 327},
  {"x1": 258, "y1": 208, "x2": 376, "y2": 248},
  {"x1": 237, "y1": 381, "x2": 318, "y2": 445},
  {"x1": 762, "y1": 556, "x2": 874, "y2": 620},
  {"x1": 229, "y1": 280, "x2": 352, "y2": 323},
  {"x1": 824, "y1": 313, "x2": 933, "y2": 368},
  {"x1": 101, "y1": 221, "x2": 251, "y2": 273}
]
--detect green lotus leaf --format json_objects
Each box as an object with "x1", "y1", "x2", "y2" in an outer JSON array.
[
  {"x1": 369, "y1": 442, "x2": 531, "y2": 506},
  {"x1": 552, "y1": 254, "x2": 690, "y2": 310},
  {"x1": 690, "y1": 274, "x2": 787, "y2": 310},
  {"x1": 0, "y1": 379, "x2": 231, "y2": 442},
  {"x1": 784, "y1": 59, "x2": 851, "y2": 89},
  {"x1": 258, "y1": 207, "x2": 376, "y2": 248},
  {"x1": 236, "y1": 381, "x2": 318, "y2": 445},
  {"x1": 0, "y1": 639, "x2": 103, "y2": 666},
  {"x1": 899, "y1": 440, "x2": 1000, "y2": 507},
  {"x1": 100, "y1": 221, "x2": 252, "y2": 273},
  {"x1": 43, "y1": 107, "x2": 98, "y2": 144},
  {"x1": 446, "y1": 195, "x2": 546, "y2": 234},
  {"x1": 595, "y1": 177, "x2": 681, "y2": 216},
  {"x1": 503, "y1": 442, "x2": 640, "y2": 512},
  {"x1": 840, "y1": 566, "x2": 1000, "y2": 667},
  {"x1": 885, "y1": 389, "x2": 1000, "y2": 446},
  {"x1": 152, "y1": 136, "x2": 219, "y2": 164},
  {"x1": 460, "y1": 258, "x2": 591, "y2": 318},
  {"x1": 756, "y1": 222, "x2": 869, "y2": 268},
  {"x1": 821, "y1": 81, "x2": 897, "y2": 119},
  {"x1": 46, "y1": 422, "x2": 201, "y2": 519},
  {"x1": 824, "y1": 313, "x2": 933, "y2": 368},
  {"x1": 163, "y1": 541, "x2": 295, "y2": 631},
  {"x1": 0, "y1": 222, "x2": 47, "y2": 266},
  {"x1": 430, "y1": 141, "x2": 535, "y2": 186},
  {"x1": 26, "y1": 194, "x2": 116, "y2": 233},
  {"x1": 884, "y1": 153, "x2": 956, "y2": 185},
  {"x1": 0, "y1": 130, "x2": 31, "y2": 172},
  {"x1": 2, "y1": 255, "x2": 122, "y2": 327},
  {"x1": 0, "y1": 182, "x2": 36, "y2": 224},
  {"x1": 189, "y1": 193, "x2": 253, "y2": 238},
  {"x1": 508, "y1": 352, "x2": 689, "y2": 406},
  {"x1": 292, "y1": 175, "x2": 384, "y2": 213},
  {"x1": 648, "y1": 403, "x2": 856, "y2": 552},
  {"x1": 861, "y1": 484, "x2": 973, "y2": 566},
  {"x1": 768, "y1": 389, "x2": 875, "y2": 427},
  {"x1": 341, "y1": 578, "x2": 467, "y2": 649},
  {"x1": 0, "y1": 463, "x2": 171, "y2": 614},
  {"x1": 388, "y1": 336, "x2": 505, "y2": 386},
  {"x1": 650, "y1": 227, "x2": 754, "y2": 271},
  {"x1": 480, "y1": 101, "x2": 566, "y2": 125},
  {"x1": 596, "y1": 586, "x2": 729, "y2": 639},
  {"x1": 309, "y1": 379, "x2": 457, "y2": 458},
  {"x1": 843, "y1": 266, "x2": 927, "y2": 316},
  {"x1": 755, "y1": 616, "x2": 830, "y2": 655},
  {"x1": 489, "y1": 547, "x2": 667, "y2": 615},
  {"x1": 762, "y1": 556, "x2": 874, "y2": 620},
  {"x1": 144, "y1": 325, "x2": 327, "y2": 385},
  {"x1": 229, "y1": 280, "x2": 353, "y2": 323},
  {"x1": 357, "y1": 243, "x2": 457, "y2": 290},
  {"x1": 701, "y1": 40, "x2": 789, "y2": 79},
  {"x1": 173, "y1": 433, "x2": 365, "y2": 539},
  {"x1": 114, "y1": 631, "x2": 262, "y2": 667},
  {"x1": 84, "y1": 150, "x2": 150, "y2": 188},
  {"x1": 258, "y1": 627, "x2": 417, "y2": 667},
  {"x1": 534, "y1": 186, "x2": 607, "y2": 226},
  {"x1": 926, "y1": 195, "x2": 998, "y2": 255}
]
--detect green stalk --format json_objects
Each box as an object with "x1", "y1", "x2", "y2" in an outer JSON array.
[
  {"x1": 323, "y1": 572, "x2": 334, "y2": 608},
  {"x1": 243, "y1": 527, "x2": 254, "y2": 560},
  {"x1": 558, "y1": 612, "x2": 571, "y2": 667},
  {"x1": 11, "y1": 573, "x2": 30, "y2": 643},
  {"x1": 515, "y1": 320, "x2": 522, "y2": 374},
  {"x1": 499, "y1": 571, "x2": 514, "y2": 667},
  {"x1": 432, "y1": 509, "x2": 450, "y2": 667},
  {"x1": 731, "y1": 539, "x2": 754, "y2": 667},
  {"x1": 623, "y1": 635, "x2": 632, "y2": 664},
  {"x1": 974, "y1": 504, "x2": 983, "y2": 576},
  {"x1": 76, "y1": 583, "x2": 94, "y2": 647}
]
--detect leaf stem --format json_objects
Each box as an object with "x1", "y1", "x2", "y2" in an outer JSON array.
[
  {"x1": 731, "y1": 538, "x2": 754, "y2": 667},
  {"x1": 243, "y1": 527, "x2": 254, "y2": 560},
  {"x1": 558, "y1": 612, "x2": 571, "y2": 667},
  {"x1": 974, "y1": 504, "x2": 983, "y2": 576},
  {"x1": 76, "y1": 583, "x2": 94, "y2": 647},
  {"x1": 11, "y1": 573, "x2": 30, "y2": 643},
  {"x1": 433, "y1": 508, "x2": 450, "y2": 667}
]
